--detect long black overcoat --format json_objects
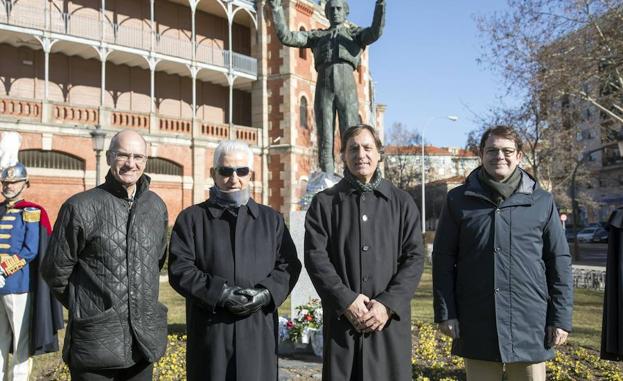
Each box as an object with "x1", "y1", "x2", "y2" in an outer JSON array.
[
  {"x1": 168, "y1": 198, "x2": 301, "y2": 381},
  {"x1": 304, "y1": 179, "x2": 425, "y2": 381},
  {"x1": 433, "y1": 168, "x2": 573, "y2": 363},
  {"x1": 601, "y1": 207, "x2": 623, "y2": 361}
]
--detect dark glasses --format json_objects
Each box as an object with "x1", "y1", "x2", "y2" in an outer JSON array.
[{"x1": 217, "y1": 166, "x2": 250, "y2": 177}]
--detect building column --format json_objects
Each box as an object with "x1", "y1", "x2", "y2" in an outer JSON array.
[
  {"x1": 190, "y1": 65, "x2": 199, "y2": 138},
  {"x1": 148, "y1": 56, "x2": 158, "y2": 134},
  {"x1": 98, "y1": 47, "x2": 110, "y2": 128},
  {"x1": 37, "y1": 36, "x2": 57, "y2": 123},
  {"x1": 101, "y1": 0, "x2": 106, "y2": 41},
  {"x1": 150, "y1": 0, "x2": 155, "y2": 51},
  {"x1": 41, "y1": 38, "x2": 55, "y2": 102},
  {"x1": 44, "y1": 0, "x2": 50, "y2": 30},
  {"x1": 227, "y1": 1, "x2": 234, "y2": 136},
  {"x1": 189, "y1": 1, "x2": 197, "y2": 62},
  {"x1": 192, "y1": 145, "x2": 206, "y2": 204},
  {"x1": 98, "y1": 48, "x2": 109, "y2": 108},
  {"x1": 252, "y1": 0, "x2": 269, "y2": 205},
  {"x1": 228, "y1": 75, "x2": 234, "y2": 137}
]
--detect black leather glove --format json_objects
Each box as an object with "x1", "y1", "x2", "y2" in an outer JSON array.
[
  {"x1": 229, "y1": 288, "x2": 272, "y2": 316},
  {"x1": 217, "y1": 284, "x2": 248, "y2": 313}
]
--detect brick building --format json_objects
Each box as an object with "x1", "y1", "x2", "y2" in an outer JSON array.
[
  {"x1": 384, "y1": 144, "x2": 479, "y2": 190},
  {"x1": 0, "y1": 0, "x2": 383, "y2": 223}
]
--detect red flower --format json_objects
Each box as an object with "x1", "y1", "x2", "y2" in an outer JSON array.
[
  {"x1": 305, "y1": 314, "x2": 313, "y2": 321},
  {"x1": 287, "y1": 320, "x2": 294, "y2": 329}
]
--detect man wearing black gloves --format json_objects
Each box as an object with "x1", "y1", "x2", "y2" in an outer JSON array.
[{"x1": 168, "y1": 140, "x2": 301, "y2": 381}]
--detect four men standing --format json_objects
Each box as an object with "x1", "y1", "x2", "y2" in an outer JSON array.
[{"x1": 4, "y1": 124, "x2": 574, "y2": 380}]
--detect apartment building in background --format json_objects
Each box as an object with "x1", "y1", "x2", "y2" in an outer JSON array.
[{"x1": 0, "y1": 0, "x2": 384, "y2": 223}]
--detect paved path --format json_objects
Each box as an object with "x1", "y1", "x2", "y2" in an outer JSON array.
[{"x1": 279, "y1": 355, "x2": 322, "y2": 380}]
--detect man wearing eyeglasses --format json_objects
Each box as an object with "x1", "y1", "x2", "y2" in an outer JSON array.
[
  {"x1": 432, "y1": 125, "x2": 573, "y2": 381},
  {"x1": 43, "y1": 129, "x2": 169, "y2": 381},
  {"x1": 168, "y1": 140, "x2": 301, "y2": 381}
]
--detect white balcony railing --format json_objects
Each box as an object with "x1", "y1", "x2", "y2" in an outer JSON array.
[
  {"x1": 67, "y1": 12, "x2": 102, "y2": 41},
  {"x1": 1, "y1": 4, "x2": 257, "y2": 76},
  {"x1": 196, "y1": 43, "x2": 227, "y2": 67},
  {"x1": 10, "y1": 2, "x2": 45, "y2": 30},
  {"x1": 104, "y1": 22, "x2": 151, "y2": 51},
  {"x1": 235, "y1": 0, "x2": 257, "y2": 9},
  {"x1": 156, "y1": 33, "x2": 192, "y2": 60},
  {"x1": 227, "y1": 51, "x2": 258, "y2": 76}
]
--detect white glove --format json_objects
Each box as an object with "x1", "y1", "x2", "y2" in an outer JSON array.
[{"x1": 0, "y1": 276, "x2": 5, "y2": 288}]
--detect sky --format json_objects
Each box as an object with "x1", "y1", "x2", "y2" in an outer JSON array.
[{"x1": 347, "y1": 1, "x2": 515, "y2": 148}]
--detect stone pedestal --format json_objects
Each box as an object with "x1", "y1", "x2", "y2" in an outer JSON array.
[{"x1": 288, "y1": 211, "x2": 319, "y2": 318}]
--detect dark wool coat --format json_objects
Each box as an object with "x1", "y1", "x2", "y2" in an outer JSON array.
[
  {"x1": 601, "y1": 208, "x2": 623, "y2": 361},
  {"x1": 304, "y1": 179, "x2": 425, "y2": 381},
  {"x1": 168, "y1": 198, "x2": 301, "y2": 381},
  {"x1": 433, "y1": 168, "x2": 573, "y2": 363}
]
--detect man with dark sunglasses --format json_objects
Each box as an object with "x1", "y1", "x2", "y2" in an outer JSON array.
[{"x1": 169, "y1": 140, "x2": 301, "y2": 381}]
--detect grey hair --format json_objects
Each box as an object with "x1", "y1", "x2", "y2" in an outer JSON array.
[{"x1": 213, "y1": 140, "x2": 254, "y2": 169}]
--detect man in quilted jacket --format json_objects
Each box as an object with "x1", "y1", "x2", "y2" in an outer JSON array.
[{"x1": 43, "y1": 129, "x2": 169, "y2": 381}]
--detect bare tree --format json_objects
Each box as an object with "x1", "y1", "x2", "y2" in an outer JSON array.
[
  {"x1": 476, "y1": 0, "x2": 623, "y2": 212},
  {"x1": 383, "y1": 122, "x2": 422, "y2": 190},
  {"x1": 477, "y1": 0, "x2": 623, "y2": 130}
]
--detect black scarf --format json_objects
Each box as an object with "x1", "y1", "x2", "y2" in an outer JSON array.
[
  {"x1": 478, "y1": 167, "x2": 522, "y2": 205},
  {"x1": 343, "y1": 168, "x2": 383, "y2": 193}
]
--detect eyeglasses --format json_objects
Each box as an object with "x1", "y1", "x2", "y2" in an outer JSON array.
[
  {"x1": 110, "y1": 151, "x2": 148, "y2": 164},
  {"x1": 217, "y1": 166, "x2": 250, "y2": 177},
  {"x1": 484, "y1": 148, "x2": 517, "y2": 158}
]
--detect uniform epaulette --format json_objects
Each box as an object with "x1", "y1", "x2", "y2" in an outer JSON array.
[{"x1": 22, "y1": 207, "x2": 41, "y2": 223}]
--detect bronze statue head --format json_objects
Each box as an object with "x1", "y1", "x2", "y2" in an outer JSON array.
[{"x1": 325, "y1": 0, "x2": 349, "y2": 26}]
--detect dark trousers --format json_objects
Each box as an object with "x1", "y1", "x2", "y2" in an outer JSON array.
[{"x1": 70, "y1": 361, "x2": 153, "y2": 381}]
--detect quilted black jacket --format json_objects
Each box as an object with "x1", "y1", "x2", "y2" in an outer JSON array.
[{"x1": 42, "y1": 172, "x2": 168, "y2": 370}]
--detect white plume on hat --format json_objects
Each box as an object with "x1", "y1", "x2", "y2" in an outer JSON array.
[{"x1": 0, "y1": 132, "x2": 22, "y2": 171}]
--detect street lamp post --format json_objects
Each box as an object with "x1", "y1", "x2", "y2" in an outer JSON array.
[
  {"x1": 421, "y1": 115, "x2": 459, "y2": 235},
  {"x1": 90, "y1": 125, "x2": 106, "y2": 186}
]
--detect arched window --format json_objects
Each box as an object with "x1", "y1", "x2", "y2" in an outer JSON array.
[
  {"x1": 145, "y1": 157, "x2": 182, "y2": 176},
  {"x1": 299, "y1": 27, "x2": 307, "y2": 60},
  {"x1": 18, "y1": 150, "x2": 85, "y2": 170},
  {"x1": 300, "y1": 96, "x2": 308, "y2": 129}
]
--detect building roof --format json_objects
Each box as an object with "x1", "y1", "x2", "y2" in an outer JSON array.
[
  {"x1": 428, "y1": 175, "x2": 467, "y2": 186},
  {"x1": 385, "y1": 145, "x2": 478, "y2": 157}
]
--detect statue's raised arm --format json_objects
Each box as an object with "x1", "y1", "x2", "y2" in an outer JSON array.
[
  {"x1": 269, "y1": 0, "x2": 311, "y2": 47},
  {"x1": 358, "y1": 0, "x2": 386, "y2": 46}
]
